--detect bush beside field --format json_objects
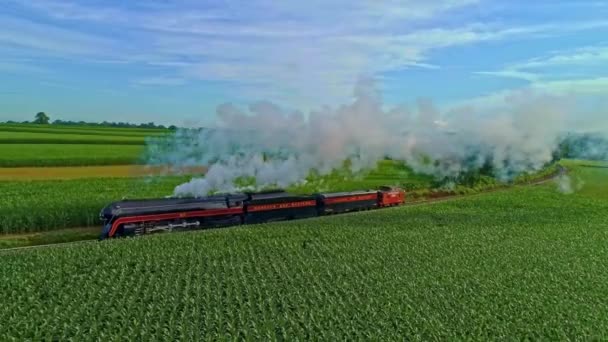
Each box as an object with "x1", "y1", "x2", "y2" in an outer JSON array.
[{"x1": 0, "y1": 162, "x2": 606, "y2": 340}]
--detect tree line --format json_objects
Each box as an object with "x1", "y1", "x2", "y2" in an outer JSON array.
[{"x1": 1, "y1": 112, "x2": 177, "y2": 130}]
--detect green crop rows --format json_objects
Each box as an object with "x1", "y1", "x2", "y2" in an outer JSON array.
[
  {"x1": 0, "y1": 124, "x2": 168, "y2": 166},
  {"x1": 0, "y1": 162, "x2": 606, "y2": 340},
  {"x1": 0, "y1": 131, "x2": 148, "y2": 145},
  {"x1": 0, "y1": 160, "x2": 426, "y2": 234},
  {"x1": 0, "y1": 160, "x2": 559, "y2": 235},
  {"x1": 0, "y1": 124, "x2": 169, "y2": 137},
  {"x1": 0, "y1": 144, "x2": 145, "y2": 167},
  {"x1": 0, "y1": 176, "x2": 189, "y2": 233}
]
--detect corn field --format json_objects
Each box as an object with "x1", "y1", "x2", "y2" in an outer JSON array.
[
  {"x1": 0, "y1": 165, "x2": 607, "y2": 339},
  {"x1": 0, "y1": 177, "x2": 188, "y2": 234}
]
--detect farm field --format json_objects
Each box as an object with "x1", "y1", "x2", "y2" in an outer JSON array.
[
  {"x1": 0, "y1": 144, "x2": 144, "y2": 167},
  {"x1": 0, "y1": 123, "x2": 169, "y2": 137},
  {"x1": 0, "y1": 123, "x2": 199, "y2": 246},
  {"x1": 0, "y1": 160, "x2": 430, "y2": 237},
  {"x1": 0, "y1": 124, "x2": 166, "y2": 167},
  {"x1": 0, "y1": 165, "x2": 152, "y2": 180},
  {"x1": 0, "y1": 165, "x2": 208, "y2": 180},
  {"x1": 0, "y1": 161, "x2": 606, "y2": 340},
  {"x1": 0, "y1": 155, "x2": 559, "y2": 243},
  {"x1": 0, "y1": 131, "x2": 147, "y2": 144},
  {"x1": 0, "y1": 176, "x2": 190, "y2": 235}
]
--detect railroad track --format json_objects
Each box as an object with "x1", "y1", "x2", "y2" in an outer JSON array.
[
  {"x1": 0, "y1": 166, "x2": 566, "y2": 254},
  {"x1": 0, "y1": 239, "x2": 98, "y2": 253}
]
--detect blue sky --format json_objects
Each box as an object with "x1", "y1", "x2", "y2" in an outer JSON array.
[{"x1": 1, "y1": 0, "x2": 608, "y2": 126}]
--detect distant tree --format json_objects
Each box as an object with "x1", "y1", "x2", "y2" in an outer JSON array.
[
  {"x1": 168, "y1": 125, "x2": 177, "y2": 130},
  {"x1": 34, "y1": 112, "x2": 50, "y2": 124}
]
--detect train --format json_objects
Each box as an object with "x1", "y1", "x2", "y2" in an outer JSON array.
[{"x1": 99, "y1": 186, "x2": 406, "y2": 240}]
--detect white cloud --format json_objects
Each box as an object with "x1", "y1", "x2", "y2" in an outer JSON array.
[
  {"x1": 0, "y1": 16, "x2": 116, "y2": 56},
  {"x1": 451, "y1": 77, "x2": 608, "y2": 110},
  {"x1": 475, "y1": 70, "x2": 539, "y2": 81},
  {"x1": 5, "y1": 0, "x2": 608, "y2": 109},
  {"x1": 133, "y1": 77, "x2": 186, "y2": 86},
  {"x1": 475, "y1": 44, "x2": 608, "y2": 83},
  {"x1": 516, "y1": 45, "x2": 608, "y2": 69},
  {"x1": 2, "y1": 0, "x2": 485, "y2": 103},
  {"x1": 535, "y1": 77, "x2": 608, "y2": 94},
  {"x1": 444, "y1": 76, "x2": 608, "y2": 137},
  {"x1": 0, "y1": 60, "x2": 50, "y2": 74}
]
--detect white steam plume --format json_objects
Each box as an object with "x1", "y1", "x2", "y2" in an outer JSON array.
[
  {"x1": 555, "y1": 173, "x2": 585, "y2": 194},
  {"x1": 144, "y1": 78, "x2": 605, "y2": 197},
  {"x1": 556, "y1": 174, "x2": 574, "y2": 194}
]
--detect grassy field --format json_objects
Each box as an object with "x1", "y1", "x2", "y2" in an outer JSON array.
[
  {"x1": 0, "y1": 131, "x2": 147, "y2": 144},
  {"x1": 0, "y1": 124, "x2": 169, "y2": 167},
  {"x1": 0, "y1": 124, "x2": 166, "y2": 167},
  {"x1": 0, "y1": 165, "x2": 208, "y2": 180},
  {"x1": 0, "y1": 161, "x2": 605, "y2": 339},
  {"x1": 0, "y1": 165, "x2": 150, "y2": 180},
  {"x1": 0, "y1": 144, "x2": 144, "y2": 167}
]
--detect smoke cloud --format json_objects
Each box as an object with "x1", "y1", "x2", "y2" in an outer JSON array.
[
  {"x1": 144, "y1": 78, "x2": 606, "y2": 197},
  {"x1": 556, "y1": 174, "x2": 574, "y2": 194},
  {"x1": 555, "y1": 174, "x2": 585, "y2": 195}
]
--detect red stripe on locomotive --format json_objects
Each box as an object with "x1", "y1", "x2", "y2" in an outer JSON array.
[
  {"x1": 323, "y1": 193, "x2": 378, "y2": 205},
  {"x1": 108, "y1": 207, "x2": 244, "y2": 237},
  {"x1": 247, "y1": 200, "x2": 317, "y2": 212}
]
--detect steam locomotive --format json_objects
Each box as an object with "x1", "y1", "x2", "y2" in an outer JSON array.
[{"x1": 99, "y1": 186, "x2": 406, "y2": 240}]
